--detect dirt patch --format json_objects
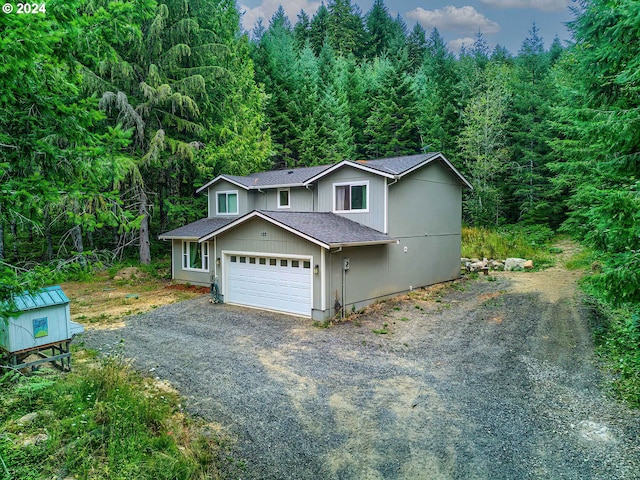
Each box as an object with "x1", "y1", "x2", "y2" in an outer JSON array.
[
  {"x1": 494, "y1": 238, "x2": 584, "y2": 303},
  {"x1": 61, "y1": 273, "x2": 207, "y2": 329}
]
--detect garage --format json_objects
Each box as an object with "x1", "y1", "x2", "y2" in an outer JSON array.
[{"x1": 225, "y1": 253, "x2": 313, "y2": 317}]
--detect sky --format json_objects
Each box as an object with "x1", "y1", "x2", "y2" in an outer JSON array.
[{"x1": 238, "y1": 0, "x2": 577, "y2": 55}]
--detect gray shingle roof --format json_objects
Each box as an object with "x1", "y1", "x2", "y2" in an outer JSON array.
[
  {"x1": 256, "y1": 211, "x2": 395, "y2": 246},
  {"x1": 158, "y1": 217, "x2": 236, "y2": 240},
  {"x1": 222, "y1": 164, "x2": 333, "y2": 188},
  {"x1": 353, "y1": 153, "x2": 440, "y2": 175},
  {"x1": 197, "y1": 152, "x2": 471, "y2": 192}
]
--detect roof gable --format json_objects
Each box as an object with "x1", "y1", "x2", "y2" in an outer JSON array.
[{"x1": 199, "y1": 210, "x2": 396, "y2": 248}]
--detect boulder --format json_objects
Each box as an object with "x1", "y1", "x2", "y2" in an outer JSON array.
[
  {"x1": 489, "y1": 260, "x2": 504, "y2": 270},
  {"x1": 523, "y1": 260, "x2": 534, "y2": 270},
  {"x1": 504, "y1": 258, "x2": 527, "y2": 271}
]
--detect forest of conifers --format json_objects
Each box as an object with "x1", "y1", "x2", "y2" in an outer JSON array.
[{"x1": 0, "y1": 0, "x2": 638, "y2": 316}]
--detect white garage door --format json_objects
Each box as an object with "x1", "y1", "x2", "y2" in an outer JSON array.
[{"x1": 226, "y1": 254, "x2": 312, "y2": 316}]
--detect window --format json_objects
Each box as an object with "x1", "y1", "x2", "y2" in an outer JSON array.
[
  {"x1": 182, "y1": 241, "x2": 209, "y2": 271},
  {"x1": 277, "y1": 188, "x2": 290, "y2": 208},
  {"x1": 216, "y1": 191, "x2": 238, "y2": 215},
  {"x1": 303, "y1": 261, "x2": 311, "y2": 269},
  {"x1": 291, "y1": 260, "x2": 299, "y2": 268},
  {"x1": 269, "y1": 258, "x2": 277, "y2": 266},
  {"x1": 259, "y1": 258, "x2": 266, "y2": 265},
  {"x1": 280, "y1": 259, "x2": 288, "y2": 267},
  {"x1": 334, "y1": 182, "x2": 368, "y2": 212}
]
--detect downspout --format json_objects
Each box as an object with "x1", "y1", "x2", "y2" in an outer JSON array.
[{"x1": 258, "y1": 188, "x2": 266, "y2": 209}]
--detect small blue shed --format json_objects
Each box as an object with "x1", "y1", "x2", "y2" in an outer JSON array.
[{"x1": 1, "y1": 286, "x2": 84, "y2": 370}]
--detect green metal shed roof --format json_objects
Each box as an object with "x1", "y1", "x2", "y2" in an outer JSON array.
[{"x1": 11, "y1": 286, "x2": 69, "y2": 312}]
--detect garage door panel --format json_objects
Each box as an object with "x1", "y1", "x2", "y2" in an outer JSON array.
[{"x1": 226, "y1": 254, "x2": 312, "y2": 316}]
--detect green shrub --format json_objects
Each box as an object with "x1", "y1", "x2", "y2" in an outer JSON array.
[{"x1": 462, "y1": 225, "x2": 554, "y2": 262}]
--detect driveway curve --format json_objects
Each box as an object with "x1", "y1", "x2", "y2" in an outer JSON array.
[{"x1": 82, "y1": 264, "x2": 640, "y2": 479}]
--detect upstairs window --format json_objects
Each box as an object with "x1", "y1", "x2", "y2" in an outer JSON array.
[
  {"x1": 182, "y1": 241, "x2": 209, "y2": 271},
  {"x1": 277, "y1": 188, "x2": 290, "y2": 208},
  {"x1": 216, "y1": 191, "x2": 238, "y2": 215},
  {"x1": 334, "y1": 182, "x2": 368, "y2": 212}
]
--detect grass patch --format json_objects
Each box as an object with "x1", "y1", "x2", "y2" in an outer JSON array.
[
  {"x1": 588, "y1": 298, "x2": 640, "y2": 408},
  {"x1": 0, "y1": 353, "x2": 242, "y2": 479},
  {"x1": 565, "y1": 248, "x2": 595, "y2": 271},
  {"x1": 462, "y1": 225, "x2": 555, "y2": 262}
]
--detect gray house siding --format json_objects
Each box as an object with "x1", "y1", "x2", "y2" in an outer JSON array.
[
  {"x1": 256, "y1": 187, "x2": 315, "y2": 211},
  {"x1": 316, "y1": 167, "x2": 386, "y2": 232},
  {"x1": 327, "y1": 244, "x2": 391, "y2": 314},
  {"x1": 387, "y1": 161, "x2": 463, "y2": 290},
  {"x1": 170, "y1": 239, "x2": 212, "y2": 286},
  {"x1": 206, "y1": 180, "x2": 248, "y2": 217}
]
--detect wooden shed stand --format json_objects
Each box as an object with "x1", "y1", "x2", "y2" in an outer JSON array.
[{"x1": 1, "y1": 286, "x2": 84, "y2": 371}]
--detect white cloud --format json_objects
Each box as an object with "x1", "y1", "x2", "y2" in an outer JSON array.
[
  {"x1": 406, "y1": 6, "x2": 500, "y2": 36},
  {"x1": 480, "y1": 0, "x2": 570, "y2": 12},
  {"x1": 448, "y1": 37, "x2": 476, "y2": 54},
  {"x1": 239, "y1": 0, "x2": 321, "y2": 33}
]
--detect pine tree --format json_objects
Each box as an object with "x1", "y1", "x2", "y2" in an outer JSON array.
[
  {"x1": 364, "y1": 0, "x2": 394, "y2": 58},
  {"x1": 364, "y1": 59, "x2": 421, "y2": 158},
  {"x1": 327, "y1": 0, "x2": 366, "y2": 56}
]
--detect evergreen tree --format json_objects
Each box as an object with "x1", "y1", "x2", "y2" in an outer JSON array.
[
  {"x1": 364, "y1": 0, "x2": 394, "y2": 58},
  {"x1": 309, "y1": 3, "x2": 329, "y2": 55},
  {"x1": 293, "y1": 10, "x2": 312, "y2": 49},
  {"x1": 364, "y1": 59, "x2": 421, "y2": 158},
  {"x1": 508, "y1": 23, "x2": 556, "y2": 225},
  {"x1": 327, "y1": 0, "x2": 366, "y2": 56},
  {"x1": 407, "y1": 23, "x2": 427, "y2": 73},
  {"x1": 550, "y1": 0, "x2": 640, "y2": 304}
]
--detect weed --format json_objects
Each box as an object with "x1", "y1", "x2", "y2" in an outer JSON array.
[
  {"x1": 0, "y1": 354, "x2": 241, "y2": 479},
  {"x1": 462, "y1": 225, "x2": 554, "y2": 263},
  {"x1": 371, "y1": 328, "x2": 388, "y2": 334},
  {"x1": 400, "y1": 317, "x2": 410, "y2": 322}
]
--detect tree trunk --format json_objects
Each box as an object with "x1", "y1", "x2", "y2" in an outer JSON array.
[
  {"x1": 71, "y1": 224, "x2": 84, "y2": 254},
  {"x1": 139, "y1": 188, "x2": 151, "y2": 265},
  {"x1": 0, "y1": 219, "x2": 4, "y2": 261},
  {"x1": 11, "y1": 220, "x2": 17, "y2": 261},
  {"x1": 44, "y1": 210, "x2": 53, "y2": 260}
]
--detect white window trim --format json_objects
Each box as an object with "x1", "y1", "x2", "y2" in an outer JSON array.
[
  {"x1": 215, "y1": 190, "x2": 239, "y2": 215},
  {"x1": 182, "y1": 240, "x2": 210, "y2": 271},
  {"x1": 277, "y1": 188, "x2": 291, "y2": 209},
  {"x1": 333, "y1": 180, "x2": 369, "y2": 213}
]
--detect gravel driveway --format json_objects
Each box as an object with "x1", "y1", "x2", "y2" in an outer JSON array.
[{"x1": 82, "y1": 273, "x2": 640, "y2": 479}]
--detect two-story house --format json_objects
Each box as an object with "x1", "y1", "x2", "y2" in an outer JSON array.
[{"x1": 159, "y1": 153, "x2": 472, "y2": 320}]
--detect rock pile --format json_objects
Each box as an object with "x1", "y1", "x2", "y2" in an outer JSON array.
[{"x1": 462, "y1": 257, "x2": 534, "y2": 273}]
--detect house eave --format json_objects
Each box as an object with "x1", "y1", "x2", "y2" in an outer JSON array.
[
  {"x1": 199, "y1": 211, "x2": 331, "y2": 249},
  {"x1": 328, "y1": 239, "x2": 397, "y2": 248},
  {"x1": 158, "y1": 235, "x2": 201, "y2": 241},
  {"x1": 195, "y1": 175, "x2": 251, "y2": 194}
]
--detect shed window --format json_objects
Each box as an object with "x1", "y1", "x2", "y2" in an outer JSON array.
[
  {"x1": 277, "y1": 188, "x2": 290, "y2": 208},
  {"x1": 182, "y1": 241, "x2": 209, "y2": 271},
  {"x1": 334, "y1": 182, "x2": 368, "y2": 212},
  {"x1": 216, "y1": 191, "x2": 238, "y2": 215}
]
